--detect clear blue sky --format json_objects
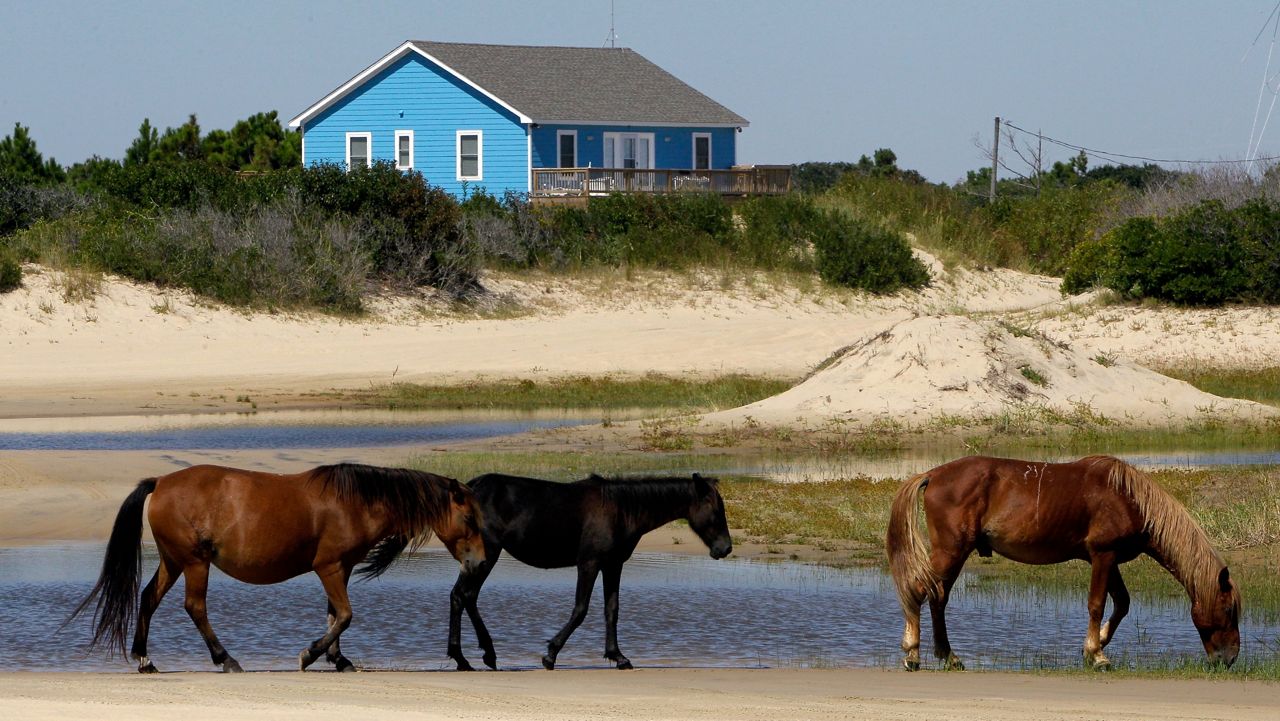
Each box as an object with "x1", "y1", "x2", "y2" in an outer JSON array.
[{"x1": 2, "y1": 1, "x2": 1277, "y2": 183}]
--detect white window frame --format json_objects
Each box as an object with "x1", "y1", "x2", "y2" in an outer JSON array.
[
  {"x1": 556, "y1": 129, "x2": 578, "y2": 168},
  {"x1": 603, "y1": 131, "x2": 655, "y2": 169},
  {"x1": 692, "y1": 132, "x2": 712, "y2": 170},
  {"x1": 456, "y1": 129, "x2": 483, "y2": 181},
  {"x1": 345, "y1": 131, "x2": 372, "y2": 171},
  {"x1": 394, "y1": 129, "x2": 415, "y2": 171}
]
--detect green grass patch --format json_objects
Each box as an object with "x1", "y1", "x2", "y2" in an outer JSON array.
[
  {"x1": 721, "y1": 466, "x2": 1280, "y2": 615},
  {"x1": 1154, "y1": 364, "x2": 1280, "y2": 407},
  {"x1": 334, "y1": 373, "x2": 793, "y2": 412}
]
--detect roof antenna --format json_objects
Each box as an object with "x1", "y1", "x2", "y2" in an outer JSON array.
[{"x1": 603, "y1": 0, "x2": 619, "y2": 48}]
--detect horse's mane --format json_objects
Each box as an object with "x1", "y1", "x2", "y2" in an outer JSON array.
[
  {"x1": 1090, "y1": 455, "x2": 1228, "y2": 609},
  {"x1": 587, "y1": 474, "x2": 714, "y2": 524},
  {"x1": 310, "y1": 463, "x2": 450, "y2": 548}
]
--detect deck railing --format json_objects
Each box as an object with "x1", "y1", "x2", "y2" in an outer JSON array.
[{"x1": 530, "y1": 166, "x2": 791, "y2": 200}]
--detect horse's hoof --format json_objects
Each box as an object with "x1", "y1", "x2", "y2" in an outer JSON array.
[
  {"x1": 138, "y1": 662, "x2": 159, "y2": 674},
  {"x1": 615, "y1": 659, "x2": 633, "y2": 670},
  {"x1": 222, "y1": 659, "x2": 244, "y2": 673},
  {"x1": 482, "y1": 652, "x2": 497, "y2": 671},
  {"x1": 902, "y1": 659, "x2": 920, "y2": 672},
  {"x1": 943, "y1": 656, "x2": 965, "y2": 671},
  {"x1": 335, "y1": 658, "x2": 356, "y2": 673},
  {"x1": 454, "y1": 658, "x2": 476, "y2": 672},
  {"x1": 298, "y1": 650, "x2": 316, "y2": 671},
  {"x1": 1092, "y1": 657, "x2": 1112, "y2": 672},
  {"x1": 541, "y1": 655, "x2": 556, "y2": 670}
]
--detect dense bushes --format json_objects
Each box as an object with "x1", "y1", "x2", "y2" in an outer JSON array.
[
  {"x1": 461, "y1": 191, "x2": 929, "y2": 294},
  {"x1": 812, "y1": 214, "x2": 929, "y2": 292},
  {"x1": 0, "y1": 250, "x2": 20, "y2": 292},
  {"x1": 986, "y1": 183, "x2": 1118, "y2": 276},
  {"x1": 0, "y1": 174, "x2": 94, "y2": 235},
  {"x1": 10, "y1": 199, "x2": 369, "y2": 311},
  {"x1": 3, "y1": 161, "x2": 477, "y2": 309},
  {"x1": 1062, "y1": 199, "x2": 1280, "y2": 305}
]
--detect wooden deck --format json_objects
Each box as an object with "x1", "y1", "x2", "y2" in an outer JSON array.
[{"x1": 530, "y1": 165, "x2": 791, "y2": 204}]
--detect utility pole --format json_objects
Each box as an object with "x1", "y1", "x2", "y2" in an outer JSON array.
[{"x1": 990, "y1": 116, "x2": 1000, "y2": 202}]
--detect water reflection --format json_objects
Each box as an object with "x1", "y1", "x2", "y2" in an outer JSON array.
[
  {"x1": 3, "y1": 545, "x2": 1274, "y2": 673},
  {"x1": 0, "y1": 410, "x2": 597, "y2": 451}
]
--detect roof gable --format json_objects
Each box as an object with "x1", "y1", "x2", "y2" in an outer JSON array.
[{"x1": 290, "y1": 40, "x2": 748, "y2": 129}]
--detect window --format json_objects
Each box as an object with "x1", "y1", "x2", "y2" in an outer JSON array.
[
  {"x1": 557, "y1": 129, "x2": 577, "y2": 168},
  {"x1": 395, "y1": 130, "x2": 414, "y2": 171},
  {"x1": 602, "y1": 132, "x2": 654, "y2": 169},
  {"x1": 693, "y1": 133, "x2": 712, "y2": 171},
  {"x1": 345, "y1": 132, "x2": 371, "y2": 171},
  {"x1": 457, "y1": 130, "x2": 483, "y2": 180}
]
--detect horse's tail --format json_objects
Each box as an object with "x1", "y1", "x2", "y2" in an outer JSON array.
[
  {"x1": 886, "y1": 473, "x2": 940, "y2": 614},
  {"x1": 64, "y1": 478, "x2": 157, "y2": 654},
  {"x1": 353, "y1": 534, "x2": 411, "y2": 581}
]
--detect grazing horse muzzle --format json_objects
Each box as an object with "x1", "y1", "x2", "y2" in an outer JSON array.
[{"x1": 709, "y1": 538, "x2": 732, "y2": 560}]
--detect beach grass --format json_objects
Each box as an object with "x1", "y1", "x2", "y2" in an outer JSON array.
[
  {"x1": 1154, "y1": 364, "x2": 1280, "y2": 407},
  {"x1": 327, "y1": 373, "x2": 793, "y2": 412}
]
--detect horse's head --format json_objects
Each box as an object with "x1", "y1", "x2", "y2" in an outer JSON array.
[
  {"x1": 439, "y1": 478, "x2": 487, "y2": 573},
  {"x1": 687, "y1": 474, "x2": 732, "y2": 560},
  {"x1": 1192, "y1": 566, "x2": 1241, "y2": 667}
]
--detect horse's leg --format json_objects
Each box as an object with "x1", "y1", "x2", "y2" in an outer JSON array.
[
  {"x1": 182, "y1": 562, "x2": 242, "y2": 673},
  {"x1": 542, "y1": 560, "x2": 599, "y2": 670},
  {"x1": 601, "y1": 562, "x2": 632, "y2": 670},
  {"x1": 1083, "y1": 552, "x2": 1116, "y2": 670},
  {"x1": 130, "y1": 553, "x2": 180, "y2": 673},
  {"x1": 465, "y1": 581, "x2": 498, "y2": 671},
  {"x1": 1099, "y1": 565, "x2": 1130, "y2": 650},
  {"x1": 449, "y1": 549, "x2": 498, "y2": 671},
  {"x1": 928, "y1": 548, "x2": 969, "y2": 671},
  {"x1": 322, "y1": 565, "x2": 355, "y2": 672},
  {"x1": 324, "y1": 600, "x2": 356, "y2": 672},
  {"x1": 899, "y1": 577, "x2": 925, "y2": 672},
  {"x1": 299, "y1": 563, "x2": 352, "y2": 671}
]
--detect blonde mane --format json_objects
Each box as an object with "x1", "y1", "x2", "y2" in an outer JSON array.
[{"x1": 1091, "y1": 455, "x2": 1226, "y2": 608}]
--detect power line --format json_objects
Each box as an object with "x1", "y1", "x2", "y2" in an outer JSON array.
[{"x1": 1001, "y1": 120, "x2": 1280, "y2": 166}]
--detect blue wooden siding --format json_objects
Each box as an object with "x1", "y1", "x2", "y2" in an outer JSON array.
[
  {"x1": 302, "y1": 53, "x2": 528, "y2": 198},
  {"x1": 530, "y1": 125, "x2": 736, "y2": 169}
]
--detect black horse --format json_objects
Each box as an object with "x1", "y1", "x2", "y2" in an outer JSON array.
[{"x1": 361, "y1": 472, "x2": 732, "y2": 671}]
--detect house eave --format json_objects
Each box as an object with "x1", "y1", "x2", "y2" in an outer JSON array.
[
  {"x1": 531, "y1": 119, "x2": 749, "y2": 129},
  {"x1": 288, "y1": 40, "x2": 534, "y2": 129}
]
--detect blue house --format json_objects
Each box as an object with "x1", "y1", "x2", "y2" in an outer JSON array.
[{"x1": 289, "y1": 41, "x2": 786, "y2": 200}]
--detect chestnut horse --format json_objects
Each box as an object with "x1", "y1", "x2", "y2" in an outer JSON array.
[
  {"x1": 68, "y1": 463, "x2": 485, "y2": 673},
  {"x1": 887, "y1": 455, "x2": 1240, "y2": 671},
  {"x1": 359, "y1": 472, "x2": 732, "y2": 671}
]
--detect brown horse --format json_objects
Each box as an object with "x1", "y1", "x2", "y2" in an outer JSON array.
[
  {"x1": 887, "y1": 455, "x2": 1241, "y2": 671},
  {"x1": 68, "y1": 463, "x2": 485, "y2": 673}
]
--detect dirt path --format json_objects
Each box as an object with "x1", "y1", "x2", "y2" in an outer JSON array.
[{"x1": 1, "y1": 669, "x2": 1274, "y2": 721}]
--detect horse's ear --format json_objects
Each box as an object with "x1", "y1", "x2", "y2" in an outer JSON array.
[
  {"x1": 1219, "y1": 566, "x2": 1232, "y2": 593},
  {"x1": 448, "y1": 477, "x2": 467, "y2": 504},
  {"x1": 693, "y1": 473, "x2": 716, "y2": 496}
]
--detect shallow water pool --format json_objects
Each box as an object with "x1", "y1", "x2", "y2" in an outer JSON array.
[{"x1": 4, "y1": 545, "x2": 1274, "y2": 673}]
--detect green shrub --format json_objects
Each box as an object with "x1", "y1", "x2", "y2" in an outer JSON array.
[
  {"x1": 0, "y1": 174, "x2": 94, "y2": 235},
  {"x1": 101, "y1": 160, "x2": 236, "y2": 210},
  {"x1": 1080, "y1": 200, "x2": 1259, "y2": 306},
  {"x1": 0, "y1": 250, "x2": 20, "y2": 292},
  {"x1": 1060, "y1": 232, "x2": 1116, "y2": 295},
  {"x1": 985, "y1": 182, "x2": 1120, "y2": 275},
  {"x1": 812, "y1": 212, "x2": 930, "y2": 293},
  {"x1": 1148, "y1": 201, "x2": 1246, "y2": 305},
  {"x1": 736, "y1": 194, "x2": 819, "y2": 270},
  {"x1": 9, "y1": 199, "x2": 369, "y2": 312},
  {"x1": 1234, "y1": 199, "x2": 1280, "y2": 304}
]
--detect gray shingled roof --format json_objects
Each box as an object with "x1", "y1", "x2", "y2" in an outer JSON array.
[{"x1": 410, "y1": 41, "x2": 748, "y2": 126}]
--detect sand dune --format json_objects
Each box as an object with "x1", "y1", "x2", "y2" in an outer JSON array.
[{"x1": 706, "y1": 314, "x2": 1276, "y2": 428}]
